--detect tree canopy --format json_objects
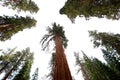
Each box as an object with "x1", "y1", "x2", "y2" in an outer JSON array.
[
  {"x1": 89, "y1": 30, "x2": 120, "y2": 55},
  {"x1": 0, "y1": 47, "x2": 18, "y2": 74},
  {"x1": 75, "y1": 51, "x2": 120, "y2": 80},
  {"x1": 0, "y1": 48, "x2": 34, "y2": 80},
  {"x1": 1, "y1": 0, "x2": 39, "y2": 13},
  {"x1": 41, "y1": 22, "x2": 68, "y2": 51},
  {"x1": 0, "y1": 15, "x2": 36, "y2": 41},
  {"x1": 60, "y1": 0, "x2": 120, "y2": 23},
  {"x1": 13, "y1": 52, "x2": 33, "y2": 80}
]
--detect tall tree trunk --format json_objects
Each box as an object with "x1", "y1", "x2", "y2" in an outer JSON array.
[
  {"x1": 0, "y1": 48, "x2": 16, "y2": 74},
  {"x1": 2, "y1": 53, "x2": 25, "y2": 80},
  {"x1": 53, "y1": 35, "x2": 72, "y2": 80},
  {"x1": 80, "y1": 62, "x2": 90, "y2": 80},
  {"x1": 0, "y1": 62, "x2": 9, "y2": 74}
]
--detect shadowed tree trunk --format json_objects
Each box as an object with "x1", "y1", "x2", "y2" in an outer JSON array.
[
  {"x1": 0, "y1": 24, "x2": 12, "y2": 31},
  {"x1": 0, "y1": 62, "x2": 9, "y2": 74},
  {"x1": 79, "y1": 63, "x2": 90, "y2": 80},
  {"x1": 74, "y1": 52, "x2": 90, "y2": 80},
  {"x1": 54, "y1": 35, "x2": 72, "y2": 80},
  {"x1": 2, "y1": 52, "x2": 25, "y2": 80}
]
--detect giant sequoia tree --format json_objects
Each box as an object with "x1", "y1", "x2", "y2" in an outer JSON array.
[
  {"x1": 60, "y1": 0, "x2": 120, "y2": 22},
  {"x1": 0, "y1": 15, "x2": 36, "y2": 41},
  {"x1": 41, "y1": 23, "x2": 72, "y2": 80},
  {"x1": 1, "y1": 0, "x2": 39, "y2": 13}
]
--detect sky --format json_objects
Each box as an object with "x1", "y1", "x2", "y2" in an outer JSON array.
[{"x1": 0, "y1": 0, "x2": 120, "y2": 80}]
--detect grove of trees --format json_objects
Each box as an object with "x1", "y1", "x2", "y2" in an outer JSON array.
[
  {"x1": 0, "y1": 0, "x2": 39, "y2": 80},
  {"x1": 0, "y1": 48, "x2": 34, "y2": 80},
  {"x1": 74, "y1": 31, "x2": 120, "y2": 80},
  {"x1": 0, "y1": 0, "x2": 120, "y2": 80}
]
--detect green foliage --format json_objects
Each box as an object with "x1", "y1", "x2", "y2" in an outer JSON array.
[
  {"x1": 60, "y1": 0, "x2": 80, "y2": 23},
  {"x1": 84, "y1": 54, "x2": 120, "y2": 80},
  {"x1": 40, "y1": 22, "x2": 68, "y2": 51},
  {"x1": 75, "y1": 52, "x2": 120, "y2": 80},
  {"x1": 1, "y1": 47, "x2": 34, "y2": 80},
  {"x1": 102, "y1": 49, "x2": 120, "y2": 75},
  {"x1": 0, "y1": 15, "x2": 36, "y2": 41},
  {"x1": 13, "y1": 54, "x2": 33, "y2": 80},
  {"x1": 87, "y1": 30, "x2": 120, "y2": 79},
  {"x1": 2, "y1": 0, "x2": 39, "y2": 13},
  {"x1": 89, "y1": 30, "x2": 120, "y2": 54},
  {"x1": 60, "y1": 0, "x2": 120, "y2": 22},
  {"x1": 0, "y1": 47, "x2": 21, "y2": 74}
]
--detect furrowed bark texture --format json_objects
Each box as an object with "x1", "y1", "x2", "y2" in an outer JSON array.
[{"x1": 53, "y1": 36, "x2": 72, "y2": 80}]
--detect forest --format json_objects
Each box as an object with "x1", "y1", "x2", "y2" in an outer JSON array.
[{"x1": 0, "y1": 0, "x2": 120, "y2": 80}]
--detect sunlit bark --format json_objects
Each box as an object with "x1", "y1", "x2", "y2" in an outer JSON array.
[{"x1": 53, "y1": 35, "x2": 72, "y2": 80}]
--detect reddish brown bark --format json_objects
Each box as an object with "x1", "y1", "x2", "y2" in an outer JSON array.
[
  {"x1": 0, "y1": 24, "x2": 12, "y2": 32},
  {"x1": 53, "y1": 35, "x2": 72, "y2": 80}
]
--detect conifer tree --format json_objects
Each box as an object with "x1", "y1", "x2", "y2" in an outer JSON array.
[
  {"x1": 82, "y1": 30, "x2": 120, "y2": 79},
  {"x1": 89, "y1": 30, "x2": 120, "y2": 55},
  {"x1": 75, "y1": 52, "x2": 120, "y2": 80},
  {"x1": 41, "y1": 23, "x2": 72, "y2": 80},
  {"x1": 74, "y1": 52, "x2": 90, "y2": 80},
  {"x1": 2, "y1": 0, "x2": 39, "y2": 13},
  {"x1": 60, "y1": 0, "x2": 120, "y2": 23},
  {"x1": 2, "y1": 48, "x2": 33, "y2": 80},
  {"x1": 13, "y1": 52, "x2": 34, "y2": 80},
  {"x1": 102, "y1": 49, "x2": 120, "y2": 76},
  {"x1": 0, "y1": 15, "x2": 36, "y2": 41},
  {"x1": 0, "y1": 48, "x2": 17, "y2": 74}
]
